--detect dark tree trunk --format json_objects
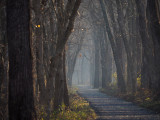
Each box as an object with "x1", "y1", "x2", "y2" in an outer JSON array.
[
  {"x1": 32, "y1": 0, "x2": 46, "y2": 104},
  {"x1": 63, "y1": 50, "x2": 69, "y2": 107},
  {"x1": 100, "y1": 36, "x2": 107, "y2": 88},
  {"x1": 116, "y1": 0, "x2": 137, "y2": 93},
  {"x1": 54, "y1": 53, "x2": 64, "y2": 110},
  {"x1": 146, "y1": 0, "x2": 160, "y2": 90},
  {"x1": 135, "y1": 0, "x2": 155, "y2": 89},
  {"x1": 7, "y1": 0, "x2": 36, "y2": 119},
  {"x1": 100, "y1": 27, "x2": 111, "y2": 88},
  {"x1": 0, "y1": 0, "x2": 7, "y2": 98},
  {"x1": 0, "y1": 53, "x2": 4, "y2": 94},
  {"x1": 100, "y1": 0, "x2": 126, "y2": 93}
]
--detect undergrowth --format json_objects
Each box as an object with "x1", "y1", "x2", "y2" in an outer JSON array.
[
  {"x1": 35, "y1": 88, "x2": 96, "y2": 120},
  {"x1": 1, "y1": 90, "x2": 95, "y2": 120},
  {"x1": 50, "y1": 87, "x2": 96, "y2": 120}
]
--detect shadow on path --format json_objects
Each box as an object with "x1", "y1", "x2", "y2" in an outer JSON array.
[{"x1": 77, "y1": 85, "x2": 160, "y2": 120}]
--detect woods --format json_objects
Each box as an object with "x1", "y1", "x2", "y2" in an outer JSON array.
[{"x1": 0, "y1": 0, "x2": 160, "y2": 119}]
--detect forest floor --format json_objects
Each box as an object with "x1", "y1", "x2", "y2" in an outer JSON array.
[
  {"x1": 49, "y1": 87, "x2": 96, "y2": 120},
  {"x1": 77, "y1": 85, "x2": 160, "y2": 120}
]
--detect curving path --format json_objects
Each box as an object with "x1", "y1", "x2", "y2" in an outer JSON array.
[{"x1": 77, "y1": 86, "x2": 160, "y2": 120}]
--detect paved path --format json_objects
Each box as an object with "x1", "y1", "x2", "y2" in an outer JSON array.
[{"x1": 77, "y1": 86, "x2": 160, "y2": 120}]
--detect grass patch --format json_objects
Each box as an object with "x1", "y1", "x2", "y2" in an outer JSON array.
[{"x1": 50, "y1": 87, "x2": 97, "y2": 120}]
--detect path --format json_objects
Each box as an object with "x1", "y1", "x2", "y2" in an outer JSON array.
[{"x1": 77, "y1": 86, "x2": 160, "y2": 120}]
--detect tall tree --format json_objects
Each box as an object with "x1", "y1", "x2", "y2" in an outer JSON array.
[
  {"x1": 100, "y1": 27, "x2": 112, "y2": 88},
  {"x1": 135, "y1": 0, "x2": 155, "y2": 89},
  {"x1": 146, "y1": 0, "x2": 160, "y2": 90},
  {"x1": 100, "y1": 0, "x2": 126, "y2": 93},
  {"x1": 7, "y1": 0, "x2": 36, "y2": 119},
  {"x1": 116, "y1": 0, "x2": 137, "y2": 92},
  {"x1": 0, "y1": 0, "x2": 6, "y2": 96},
  {"x1": 50, "y1": 0, "x2": 82, "y2": 110},
  {"x1": 32, "y1": 0, "x2": 46, "y2": 104}
]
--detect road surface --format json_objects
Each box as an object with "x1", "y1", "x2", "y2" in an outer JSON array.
[{"x1": 77, "y1": 86, "x2": 160, "y2": 120}]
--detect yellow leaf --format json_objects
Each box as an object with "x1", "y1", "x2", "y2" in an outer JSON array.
[{"x1": 145, "y1": 97, "x2": 151, "y2": 101}]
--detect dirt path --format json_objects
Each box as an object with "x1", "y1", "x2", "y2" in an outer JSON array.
[{"x1": 77, "y1": 86, "x2": 160, "y2": 120}]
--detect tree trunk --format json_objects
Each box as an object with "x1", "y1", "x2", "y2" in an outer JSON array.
[
  {"x1": 54, "y1": 53, "x2": 64, "y2": 110},
  {"x1": 146, "y1": 0, "x2": 160, "y2": 90},
  {"x1": 63, "y1": 50, "x2": 69, "y2": 107},
  {"x1": 135, "y1": 0, "x2": 155, "y2": 89},
  {"x1": 0, "y1": 0, "x2": 7, "y2": 98},
  {"x1": 32, "y1": 0, "x2": 46, "y2": 104},
  {"x1": 100, "y1": 27, "x2": 111, "y2": 88},
  {"x1": 7, "y1": 0, "x2": 36, "y2": 119},
  {"x1": 116, "y1": 0, "x2": 137, "y2": 93},
  {"x1": 100, "y1": 0, "x2": 126, "y2": 93},
  {"x1": 94, "y1": 35, "x2": 100, "y2": 88},
  {"x1": 0, "y1": 53, "x2": 4, "y2": 94}
]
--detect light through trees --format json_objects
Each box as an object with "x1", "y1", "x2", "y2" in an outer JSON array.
[{"x1": 0, "y1": 0, "x2": 160, "y2": 119}]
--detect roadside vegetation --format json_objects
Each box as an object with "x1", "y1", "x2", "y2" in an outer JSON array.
[
  {"x1": 38, "y1": 87, "x2": 97, "y2": 120},
  {"x1": 100, "y1": 87, "x2": 160, "y2": 114}
]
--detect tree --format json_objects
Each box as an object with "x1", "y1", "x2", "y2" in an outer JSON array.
[
  {"x1": 67, "y1": 30, "x2": 85, "y2": 86},
  {"x1": 99, "y1": 0, "x2": 126, "y2": 93},
  {"x1": 50, "y1": 0, "x2": 82, "y2": 110},
  {"x1": 146, "y1": 0, "x2": 160, "y2": 90},
  {"x1": 32, "y1": 0, "x2": 46, "y2": 104},
  {"x1": 116, "y1": 0, "x2": 137, "y2": 93},
  {"x1": 7, "y1": 0, "x2": 36, "y2": 119},
  {"x1": 136, "y1": 0, "x2": 156, "y2": 89},
  {"x1": 100, "y1": 27, "x2": 112, "y2": 88}
]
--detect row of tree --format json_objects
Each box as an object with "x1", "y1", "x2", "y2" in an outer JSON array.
[
  {"x1": 68, "y1": 0, "x2": 160, "y2": 96},
  {"x1": 0, "y1": 0, "x2": 81, "y2": 119},
  {"x1": 1, "y1": 0, "x2": 160, "y2": 119},
  {"x1": 82, "y1": 0, "x2": 160, "y2": 94}
]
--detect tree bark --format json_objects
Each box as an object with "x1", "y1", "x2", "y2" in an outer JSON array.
[
  {"x1": 32, "y1": 0, "x2": 46, "y2": 104},
  {"x1": 7, "y1": 0, "x2": 36, "y2": 119},
  {"x1": 135, "y1": 0, "x2": 155, "y2": 89},
  {"x1": 100, "y1": 27, "x2": 111, "y2": 88},
  {"x1": 146, "y1": 0, "x2": 160, "y2": 90},
  {"x1": 54, "y1": 53, "x2": 64, "y2": 110},
  {"x1": 63, "y1": 50, "x2": 69, "y2": 107}
]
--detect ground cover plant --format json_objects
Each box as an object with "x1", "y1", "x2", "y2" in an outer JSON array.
[{"x1": 37, "y1": 87, "x2": 97, "y2": 120}]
